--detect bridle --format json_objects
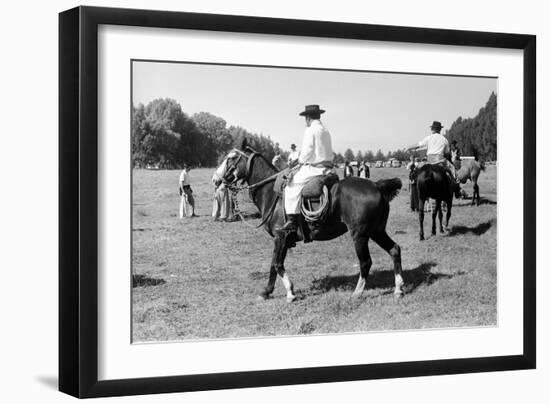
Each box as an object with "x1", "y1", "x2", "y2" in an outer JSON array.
[
  {"x1": 222, "y1": 148, "x2": 284, "y2": 229},
  {"x1": 223, "y1": 148, "x2": 281, "y2": 193}
]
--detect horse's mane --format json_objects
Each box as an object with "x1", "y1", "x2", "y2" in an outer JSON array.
[{"x1": 242, "y1": 146, "x2": 279, "y2": 172}]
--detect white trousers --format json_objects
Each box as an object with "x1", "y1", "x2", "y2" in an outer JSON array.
[{"x1": 284, "y1": 165, "x2": 332, "y2": 214}]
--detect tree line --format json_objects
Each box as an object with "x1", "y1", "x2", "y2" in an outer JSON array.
[
  {"x1": 337, "y1": 92, "x2": 497, "y2": 163},
  {"x1": 133, "y1": 93, "x2": 497, "y2": 168},
  {"x1": 446, "y1": 92, "x2": 497, "y2": 161},
  {"x1": 335, "y1": 148, "x2": 418, "y2": 164},
  {"x1": 132, "y1": 98, "x2": 282, "y2": 168}
]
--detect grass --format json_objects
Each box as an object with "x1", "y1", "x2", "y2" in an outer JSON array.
[{"x1": 132, "y1": 166, "x2": 497, "y2": 342}]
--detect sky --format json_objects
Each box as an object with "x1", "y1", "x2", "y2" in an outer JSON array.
[{"x1": 132, "y1": 61, "x2": 497, "y2": 155}]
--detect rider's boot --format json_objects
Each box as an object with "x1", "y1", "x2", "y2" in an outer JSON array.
[
  {"x1": 278, "y1": 214, "x2": 299, "y2": 247},
  {"x1": 280, "y1": 214, "x2": 299, "y2": 233}
]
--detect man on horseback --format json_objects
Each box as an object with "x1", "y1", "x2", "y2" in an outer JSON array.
[
  {"x1": 280, "y1": 105, "x2": 334, "y2": 235},
  {"x1": 408, "y1": 121, "x2": 458, "y2": 184}
]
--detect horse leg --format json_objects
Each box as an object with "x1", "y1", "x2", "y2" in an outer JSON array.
[
  {"x1": 437, "y1": 200, "x2": 444, "y2": 233},
  {"x1": 372, "y1": 231, "x2": 404, "y2": 297},
  {"x1": 259, "y1": 234, "x2": 295, "y2": 302},
  {"x1": 418, "y1": 198, "x2": 426, "y2": 241},
  {"x1": 276, "y1": 234, "x2": 296, "y2": 302},
  {"x1": 431, "y1": 200, "x2": 438, "y2": 236},
  {"x1": 258, "y1": 236, "x2": 283, "y2": 300},
  {"x1": 473, "y1": 182, "x2": 480, "y2": 206},
  {"x1": 445, "y1": 198, "x2": 452, "y2": 231},
  {"x1": 351, "y1": 235, "x2": 372, "y2": 298}
]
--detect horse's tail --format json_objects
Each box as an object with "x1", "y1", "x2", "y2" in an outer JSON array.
[{"x1": 376, "y1": 178, "x2": 402, "y2": 202}]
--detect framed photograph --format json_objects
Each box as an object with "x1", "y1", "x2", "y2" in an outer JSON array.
[{"x1": 59, "y1": 6, "x2": 536, "y2": 398}]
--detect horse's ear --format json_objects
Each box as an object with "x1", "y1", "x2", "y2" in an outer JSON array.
[{"x1": 240, "y1": 137, "x2": 248, "y2": 151}]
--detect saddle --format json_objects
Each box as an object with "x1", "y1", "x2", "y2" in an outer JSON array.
[
  {"x1": 274, "y1": 172, "x2": 341, "y2": 247},
  {"x1": 301, "y1": 173, "x2": 339, "y2": 199},
  {"x1": 275, "y1": 171, "x2": 339, "y2": 226}
]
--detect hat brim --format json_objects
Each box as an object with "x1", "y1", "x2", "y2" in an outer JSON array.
[{"x1": 299, "y1": 109, "x2": 325, "y2": 116}]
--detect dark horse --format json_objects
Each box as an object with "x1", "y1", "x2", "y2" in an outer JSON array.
[
  {"x1": 415, "y1": 163, "x2": 456, "y2": 241},
  {"x1": 217, "y1": 141, "x2": 404, "y2": 302}
]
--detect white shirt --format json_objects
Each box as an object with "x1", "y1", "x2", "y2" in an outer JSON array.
[
  {"x1": 418, "y1": 133, "x2": 449, "y2": 156},
  {"x1": 288, "y1": 150, "x2": 299, "y2": 164},
  {"x1": 298, "y1": 120, "x2": 334, "y2": 165},
  {"x1": 179, "y1": 169, "x2": 191, "y2": 186}
]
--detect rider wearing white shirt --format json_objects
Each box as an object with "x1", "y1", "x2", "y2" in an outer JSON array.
[
  {"x1": 408, "y1": 121, "x2": 457, "y2": 181},
  {"x1": 178, "y1": 165, "x2": 196, "y2": 217},
  {"x1": 287, "y1": 144, "x2": 299, "y2": 166},
  {"x1": 282, "y1": 105, "x2": 334, "y2": 233}
]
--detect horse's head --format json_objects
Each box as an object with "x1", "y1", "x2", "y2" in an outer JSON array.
[{"x1": 216, "y1": 138, "x2": 255, "y2": 185}]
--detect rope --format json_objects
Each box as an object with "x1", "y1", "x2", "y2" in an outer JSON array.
[
  {"x1": 301, "y1": 185, "x2": 330, "y2": 223},
  {"x1": 229, "y1": 187, "x2": 279, "y2": 230}
]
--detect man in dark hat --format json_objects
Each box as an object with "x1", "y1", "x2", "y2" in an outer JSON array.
[
  {"x1": 287, "y1": 143, "x2": 299, "y2": 167},
  {"x1": 407, "y1": 120, "x2": 457, "y2": 182},
  {"x1": 281, "y1": 105, "x2": 334, "y2": 234}
]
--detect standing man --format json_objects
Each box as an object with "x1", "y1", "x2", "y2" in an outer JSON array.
[
  {"x1": 358, "y1": 160, "x2": 370, "y2": 179},
  {"x1": 287, "y1": 143, "x2": 300, "y2": 167},
  {"x1": 407, "y1": 121, "x2": 457, "y2": 182},
  {"x1": 211, "y1": 173, "x2": 234, "y2": 222},
  {"x1": 179, "y1": 164, "x2": 197, "y2": 218},
  {"x1": 281, "y1": 105, "x2": 334, "y2": 234},
  {"x1": 407, "y1": 155, "x2": 419, "y2": 211},
  {"x1": 344, "y1": 161, "x2": 354, "y2": 178},
  {"x1": 450, "y1": 140, "x2": 462, "y2": 171}
]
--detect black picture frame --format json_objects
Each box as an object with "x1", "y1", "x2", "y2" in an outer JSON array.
[{"x1": 59, "y1": 6, "x2": 536, "y2": 398}]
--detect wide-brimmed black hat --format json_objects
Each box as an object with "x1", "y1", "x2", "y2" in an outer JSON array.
[
  {"x1": 430, "y1": 121, "x2": 443, "y2": 130},
  {"x1": 290, "y1": 143, "x2": 297, "y2": 149},
  {"x1": 299, "y1": 104, "x2": 326, "y2": 117}
]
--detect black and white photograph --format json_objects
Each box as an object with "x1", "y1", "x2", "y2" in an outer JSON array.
[{"x1": 131, "y1": 60, "x2": 498, "y2": 342}]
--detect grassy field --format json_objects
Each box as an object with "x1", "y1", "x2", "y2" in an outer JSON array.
[{"x1": 132, "y1": 165, "x2": 497, "y2": 342}]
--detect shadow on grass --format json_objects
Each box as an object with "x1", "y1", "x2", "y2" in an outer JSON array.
[
  {"x1": 132, "y1": 274, "x2": 166, "y2": 288},
  {"x1": 309, "y1": 261, "x2": 459, "y2": 296},
  {"x1": 478, "y1": 197, "x2": 497, "y2": 205},
  {"x1": 448, "y1": 220, "x2": 494, "y2": 236},
  {"x1": 454, "y1": 196, "x2": 497, "y2": 207},
  {"x1": 239, "y1": 211, "x2": 261, "y2": 219}
]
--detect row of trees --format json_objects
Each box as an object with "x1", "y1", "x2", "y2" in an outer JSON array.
[
  {"x1": 446, "y1": 92, "x2": 497, "y2": 161},
  {"x1": 133, "y1": 93, "x2": 497, "y2": 168},
  {"x1": 132, "y1": 98, "x2": 281, "y2": 168},
  {"x1": 335, "y1": 148, "x2": 419, "y2": 164},
  {"x1": 337, "y1": 92, "x2": 497, "y2": 163}
]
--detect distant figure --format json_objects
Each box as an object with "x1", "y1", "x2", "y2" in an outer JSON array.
[
  {"x1": 212, "y1": 174, "x2": 235, "y2": 222},
  {"x1": 358, "y1": 161, "x2": 370, "y2": 179},
  {"x1": 344, "y1": 161, "x2": 354, "y2": 178},
  {"x1": 179, "y1": 164, "x2": 197, "y2": 218},
  {"x1": 272, "y1": 154, "x2": 284, "y2": 171},
  {"x1": 287, "y1": 143, "x2": 300, "y2": 167},
  {"x1": 450, "y1": 140, "x2": 462, "y2": 170},
  {"x1": 407, "y1": 155, "x2": 419, "y2": 211}
]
